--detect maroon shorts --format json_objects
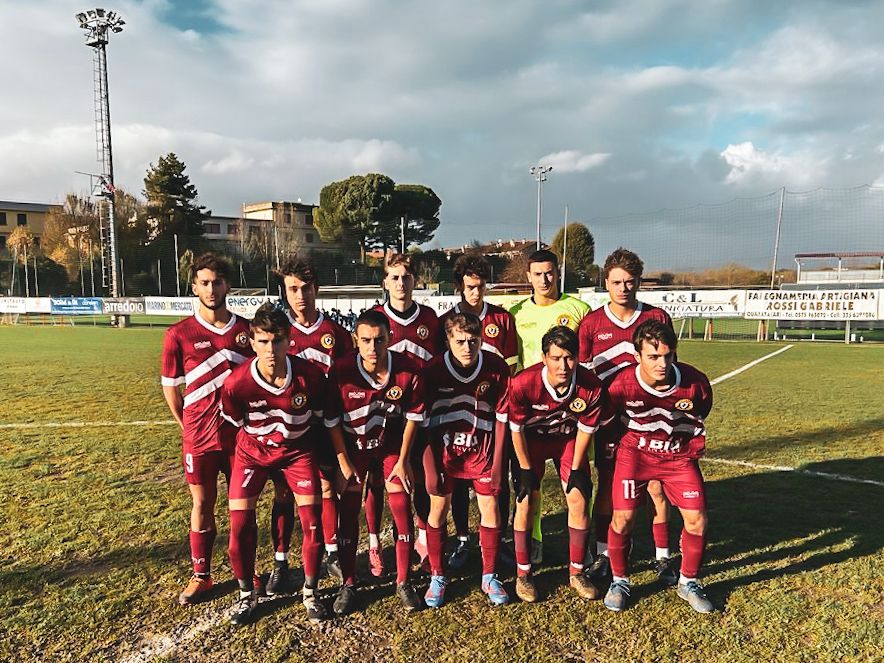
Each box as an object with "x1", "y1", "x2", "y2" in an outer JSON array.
[
  {"x1": 229, "y1": 441, "x2": 320, "y2": 499},
  {"x1": 527, "y1": 438, "x2": 587, "y2": 484},
  {"x1": 350, "y1": 446, "x2": 403, "y2": 487},
  {"x1": 440, "y1": 471, "x2": 497, "y2": 497},
  {"x1": 611, "y1": 446, "x2": 706, "y2": 511},
  {"x1": 183, "y1": 447, "x2": 233, "y2": 486},
  {"x1": 314, "y1": 424, "x2": 337, "y2": 482}
]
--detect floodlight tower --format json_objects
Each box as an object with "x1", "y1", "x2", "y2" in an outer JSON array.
[
  {"x1": 75, "y1": 8, "x2": 125, "y2": 300},
  {"x1": 530, "y1": 165, "x2": 552, "y2": 250}
]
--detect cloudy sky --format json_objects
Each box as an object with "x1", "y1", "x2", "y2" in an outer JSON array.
[{"x1": 3, "y1": 0, "x2": 884, "y2": 270}]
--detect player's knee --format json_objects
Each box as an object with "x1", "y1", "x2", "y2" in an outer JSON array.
[
  {"x1": 682, "y1": 510, "x2": 707, "y2": 535},
  {"x1": 647, "y1": 480, "x2": 665, "y2": 499},
  {"x1": 565, "y1": 488, "x2": 586, "y2": 513},
  {"x1": 611, "y1": 511, "x2": 635, "y2": 534}
]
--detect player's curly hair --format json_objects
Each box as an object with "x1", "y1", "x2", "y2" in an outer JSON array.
[
  {"x1": 444, "y1": 312, "x2": 482, "y2": 338},
  {"x1": 453, "y1": 254, "x2": 491, "y2": 290},
  {"x1": 250, "y1": 302, "x2": 290, "y2": 339},
  {"x1": 527, "y1": 249, "x2": 559, "y2": 270},
  {"x1": 355, "y1": 309, "x2": 391, "y2": 334},
  {"x1": 384, "y1": 253, "x2": 417, "y2": 277},
  {"x1": 276, "y1": 257, "x2": 318, "y2": 286},
  {"x1": 541, "y1": 325, "x2": 578, "y2": 356},
  {"x1": 604, "y1": 248, "x2": 644, "y2": 279},
  {"x1": 633, "y1": 319, "x2": 677, "y2": 352},
  {"x1": 190, "y1": 252, "x2": 232, "y2": 283}
]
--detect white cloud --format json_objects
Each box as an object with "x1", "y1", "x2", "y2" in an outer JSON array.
[
  {"x1": 537, "y1": 150, "x2": 611, "y2": 174},
  {"x1": 720, "y1": 142, "x2": 827, "y2": 188}
]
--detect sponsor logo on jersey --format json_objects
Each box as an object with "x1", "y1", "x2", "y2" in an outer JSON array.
[
  {"x1": 531, "y1": 404, "x2": 550, "y2": 410},
  {"x1": 235, "y1": 331, "x2": 249, "y2": 348},
  {"x1": 478, "y1": 476, "x2": 492, "y2": 483},
  {"x1": 386, "y1": 385, "x2": 403, "y2": 401},
  {"x1": 439, "y1": 387, "x2": 454, "y2": 393},
  {"x1": 291, "y1": 392, "x2": 307, "y2": 408},
  {"x1": 320, "y1": 333, "x2": 336, "y2": 349},
  {"x1": 297, "y1": 479, "x2": 313, "y2": 488},
  {"x1": 674, "y1": 398, "x2": 694, "y2": 411},
  {"x1": 485, "y1": 323, "x2": 500, "y2": 338},
  {"x1": 597, "y1": 332, "x2": 613, "y2": 341},
  {"x1": 557, "y1": 314, "x2": 573, "y2": 327},
  {"x1": 416, "y1": 324, "x2": 430, "y2": 340},
  {"x1": 682, "y1": 490, "x2": 700, "y2": 499},
  {"x1": 626, "y1": 400, "x2": 644, "y2": 407},
  {"x1": 194, "y1": 340, "x2": 211, "y2": 349},
  {"x1": 249, "y1": 400, "x2": 268, "y2": 408},
  {"x1": 348, "y1": 390, "x2": 366, "y2": 399},
  {"x1": 569, "y1": 397, "x2": 587, "y2": 413},
  {"x1": 477, "y1": 381, "x2": 490, "y2": 395}
]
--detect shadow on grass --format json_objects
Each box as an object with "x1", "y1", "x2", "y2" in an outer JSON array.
[{"x1": 701, "y1": 455, "x2": 884, "y2": 607}]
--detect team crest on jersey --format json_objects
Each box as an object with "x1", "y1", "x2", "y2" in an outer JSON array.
[
  {"x1": 291, "y1": 392, "x2": 308, "y2": 409},
  {"x1": 235, "y1": 331, "x2": 249, "y2": 348},
  {"x1": 477, "y1": 381, "x2": 490, "y2": 395},
  {"x1": 416, "y1": 325, "x2": 430, "y2": 340},
  {"x1": 386, "y1": 385, "x2": 403, "y2": 401},
  {"x1": 485, "y1": 323, "x2": 500, "y2": 338},
  {"x1": 569, "y1": 397, "x2": 587, "y2": 413},
  {"x1": 557, "y1": 314, "x2": 572, "y2": 327},
  {"x1": 320, "y1": 333, "x2": 336, "y2": 349},
  {"x1": 674, "y1": 398, "x2": 693, "y2": 411}
]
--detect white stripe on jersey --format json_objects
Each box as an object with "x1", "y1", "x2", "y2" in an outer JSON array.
[
  {"x1": 625, "y1": 419, "x2": 704, "y2": 436},
  {"x1": 342, "y1": 402, "x2": 374, "y2": 422},
  {"x1": 344, "y1": 412, "x2": 393, "y2": 436},
  {"x1": 183, "y1": 370, "x2": 230, "y2": 408},
  {"x1": 248, "y1": 408, "x2": 315, "y2": 426},
  {"x1": 428, "y1": 410, "x2": 494, "y2": 431},
  {"x1": 389, "y1": 338, "x2": 433, "y2": 362},
  {"x1": 577, "y1": 421, "x2": 599, "y2": 434},
  {"x1": 220, "y1": 409, "x2": 243, "y2": 427},
  {"x1": 481, "y1": 341, "x2": 503, "y2": 358},
  {"x1": 431, "y1": 394, "x2": 493, "y2": 413},
  {"x1": 244, "y1": 421, "x2": 312, "y2": 440},
  {"x1": 626, "y1": 407, "x2": 703, "y2": 422},
  {"x1": 161, "y1": 376, "x2": 185, "y2": 387},
  {"x1": 297, "y1": 347, "x2": 332, "y2": 367},
  {"x1": 185, "y1": 348, "x2": 249, "y2": 387}
]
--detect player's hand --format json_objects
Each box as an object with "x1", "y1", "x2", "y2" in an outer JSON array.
[
  {"x1": 566, "y1": 467, "x2": 592, "y2": 501},
  {"x1": 387, "y1": 460, "x2": 413, "y2": 494},
  {"x1": 336, "y1": 460, "x2": 359, "y2": 495},
  {"x1": 516, "y1": 467, "x2": 538, "y2": 503}
]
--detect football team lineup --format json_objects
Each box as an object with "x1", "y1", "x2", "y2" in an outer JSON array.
[{"x1": 2, "y1": 249, "x2": 882, "y2": 662}]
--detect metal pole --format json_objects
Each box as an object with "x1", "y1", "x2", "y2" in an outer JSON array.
[
  {"x1": 89, "y1": 239, "x2": 95, "y2": 296},
  {"x1": 23, "y1": 243, "x2": 30, "y2": 297},
  {"x1": 120, "y1": 258, "x2": 125, "y2": 296},
  {"x1": 173, "y1": 233, "x2": 181, "y2": 296},
  {"x1": 535, "y1": 176, "x2": 542, "y2": 250},
  {"x1": 33, "y1": 254, "x2": 40, "y2": 297},
  {"x1": 401, "y1": 216, "x2": 406, "y2": 254},
  {"x1": 769, "y1": 186, "x2": 785, "y2": 288},
  {"x1": 78, "y1": 234, "x2": 86, "y2": 296},
  {"x1": 9, "y1": 248, "x2": 17, "y2": 295},
  {"x1": 157, "y1": 258, "x2": 162, "y2": 295},
  {"x1": 561, "y1": 205, "x2": 568, "y2": 292}
]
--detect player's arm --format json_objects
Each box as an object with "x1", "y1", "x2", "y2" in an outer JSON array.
[
  {"x1": 160, "y1": 331, "x2": 185, "y2": 429},
  {"x1": 490, "y1": 367, "x2": 510, "y2": 492},
  {"x1": 508, "y1": 384, "x2": 538, "y2": 501},
  {"x1": 388, "y1": 371, "x2": 426, "y2": 493}
]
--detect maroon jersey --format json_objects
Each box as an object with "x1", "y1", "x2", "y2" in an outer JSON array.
[
  {"x1": 607, "y1": 363, "x2": 713, "y2": 459},
  {"x1": 439, "y1": 302, "x2": 518, "y2": 369},
  {"x1": 375, "y1": 302, "x2": 442, "y2": 368},
  {"x1": 220, "y1": 355, "x2": 329, "y2": 449},
  {"x1": 509, "y1": 363, "x2": 609, "y2": 443},
  {"x1": 325, "y1": 352, "x2": 426, "y2": 453},
  {"x1": 285, "y1": 310, "x2": 353, "y2": 375},
  {"x1": 578, "y1": 302, "x2": 672, "y2": 383},
  {"x1": 424, "y1": 351, "x2": 510, "y2": 479},
  {"x1": 161, "y1": 313, "x2": 253, "y2": 454}
]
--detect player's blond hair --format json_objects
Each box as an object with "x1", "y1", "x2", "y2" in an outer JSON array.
[{"x1": 384, "y1": 253, "x2": 417, "y2": 277}]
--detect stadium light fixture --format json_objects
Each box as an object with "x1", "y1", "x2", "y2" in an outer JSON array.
[{"x1": 530, "y1": 165, "x2": 553, "y2": 250}]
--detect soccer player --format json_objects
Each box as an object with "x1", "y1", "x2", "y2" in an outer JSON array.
[
  {"x1": 439, "y1": 254, "x2": 517, "y2": 570},
  {"x1": 578, "y1": 248, "x2": 678, "y2": 586},
  {"x1": 220, "y1": 303, "x2": 328, "y2": 626},
  {"x1": 603, "y1": 320, "x2": 714, "y2": 613},
  {"x1": 324, "y1": 310, "x2": 425, "y2": 614},
  {"x1": 161, "y1": 253, "x2": 253, "y2": 605},
  {"x1": 372, "y1": 253, "x2": 442, "y2": 572},
  {"x1": 508, "y1": 326, "x2": 607, "y2": 602},
  {"x1": 422, "y1": 312, "x2": 511, "y2": 607},
  {"x1": 278, "y1": 258, "x2": 354, "y2": 588},
  {"x1": 510, "y1": 249, "x2": 590, "y2": 563}
]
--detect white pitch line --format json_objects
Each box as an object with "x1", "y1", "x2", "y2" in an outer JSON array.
[
  {"x1": 0, "y1": 419, "x2": 177, "y2": 430},
  {"x1": 709, "y1": 344, "x2": 794, "y2": 385},
  {"x1": 702, "y1": 456, "x2": 884, "y2": 488}
]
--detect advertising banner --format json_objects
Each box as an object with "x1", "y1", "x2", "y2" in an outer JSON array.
[
  {"x1": 0, "y1": 297, "x2": 29, "y2": 314},
  {"x1": 144, "y1": 297, "x2": 198, "y2": 316},
  {"x1": 50, "y1": 297, "x2": 103, "y2": 315},
  {"x1": 744, "y1": 289, "x2": 880, "y2": 320},
  {"x1": 225, "y1": 295, "x2": 278, "y2": 318},
  {"x1": 637, "y1": 290, "x2": 745, "y2": 318},
  {"x1": 102, "y1": 297, "x2": 146, "y2": 315}
]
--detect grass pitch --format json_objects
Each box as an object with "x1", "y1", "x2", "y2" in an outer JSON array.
[{"x1": 0, "y1": 327, "x2": 882, "y2": 662}]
